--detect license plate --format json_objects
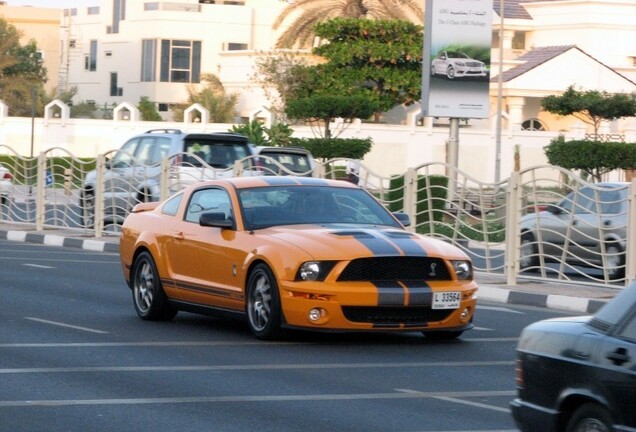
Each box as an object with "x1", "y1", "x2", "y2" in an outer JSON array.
[{"x1": 432, "y1": 292, "x2": 461, "y2": 309}]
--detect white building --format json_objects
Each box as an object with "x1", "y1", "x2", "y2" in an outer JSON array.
[{"x1": 59, "y1": 0, "x2": 288, "y2": 120}]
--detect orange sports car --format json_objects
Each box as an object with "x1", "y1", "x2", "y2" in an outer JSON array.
[{"x1": 119, "y1": 176, "x2": 478, "y2": 340}]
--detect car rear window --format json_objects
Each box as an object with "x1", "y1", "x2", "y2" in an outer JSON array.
[
  {"x1": 184, "y1": 139, "x2": 251, "y2": 168},
  {"x1": 259, "y1": 151, "x2": 311, "y2": 174}
]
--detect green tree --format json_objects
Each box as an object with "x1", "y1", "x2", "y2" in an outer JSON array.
[
  {"x1": 138, "y1": 96, "x2": 162, "y2": 121},
  {"x1": 308, "y1": 18, "x2": 424, "y2": 116},
  {"x1": 172, "y1": 73, "x2": 238, "y2": 123},
  {"x1": 544, "y1": 136, "x2": 636, "y2": 182},
  {"x1": 286, "y1": 94, "x2": 378, "y2": 138},
  {"x1": 0, "y1": 18, "x2": 48, "y2": 116},
  {"x1": 542, "y1": 85, "x2": 636, "y2": 137},
  {"x1": 230, "y1": 119, "x2": 295, "y2": 146},
  {"x1": 273, "y1": 0, "x2": 423, "y2": 48}
]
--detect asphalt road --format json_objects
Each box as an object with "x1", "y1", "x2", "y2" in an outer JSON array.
[{"x1": 0, "y1": 240, "x2": 572, "y2": 432}]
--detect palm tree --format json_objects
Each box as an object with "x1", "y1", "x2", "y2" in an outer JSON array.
[{"x1": 273, "y1": 0, "x2": 423, "y2": 48}]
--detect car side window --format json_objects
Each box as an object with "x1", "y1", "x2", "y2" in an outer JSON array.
[
  {"x1": 618, "y1": 314, "x2": 636, "y2": 343},
  {"x1": 185, "y1": 188, "x2": 231, "y2": 223},
  {"x1": 111, "y1": 138, "x2": 139, "y2": 168},
  {"x1": 162, "y1": 193, "x2": 183, "y2": 216},
  {"x1": 135, "y1": 137, "x2": 161, "y2": 165},
  {"x1": 148, "y1": 137, "x2": 173, "y2": 165}
]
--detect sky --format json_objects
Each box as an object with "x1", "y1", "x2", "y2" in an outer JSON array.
[{"x1": 4, "y1": 0, "x2": 98, "y2": 8}]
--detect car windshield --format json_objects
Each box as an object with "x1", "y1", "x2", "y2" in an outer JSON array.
[
  {"x1": 184, "y1": 139, "x2": 251, "y2": 168},
  {"x1": 258, "y1": 151, "x2": 311, "y2": 174},
  {"x1": 239, "y1": 185, "x2": 401, "y2": 230},
  {"x1": 447, "y1": 52, "x2": 469, "y2": 59}
]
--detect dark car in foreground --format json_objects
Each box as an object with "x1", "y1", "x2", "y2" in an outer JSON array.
[{"x1": 511, "y1": 282, "x2": 636, "y2": 432}]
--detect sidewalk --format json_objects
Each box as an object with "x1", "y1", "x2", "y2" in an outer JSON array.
[{"x1": 0, "y1": 223, "x2": 621, "y2": 315}]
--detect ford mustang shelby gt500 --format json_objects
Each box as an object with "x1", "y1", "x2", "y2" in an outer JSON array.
[{"x1": 119, "y1": 176, "x2": 478, "y2": 340}]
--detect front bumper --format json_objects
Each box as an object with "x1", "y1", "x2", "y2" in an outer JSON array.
[{"x1": 278, "y1": 280, "x2": 478, "y2": 331}]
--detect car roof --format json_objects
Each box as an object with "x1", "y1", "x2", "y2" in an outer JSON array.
[
  {"x1": 256, "y1": 146, "x2": 311, "y2": 155},
  {"x1": 192, "y1": 176, "x2": 357, "y2": 190}
]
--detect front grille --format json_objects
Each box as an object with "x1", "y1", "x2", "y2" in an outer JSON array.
[
  {"x1": 337, "y1": 257, "x2": 451, "y2": 281},
  {"x1": 342, "y1": 306, "x2": 453, "y2": 326}
]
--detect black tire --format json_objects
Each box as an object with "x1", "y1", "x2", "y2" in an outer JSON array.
[
  {"x1": 80, "y1": 190, "x2": 95, "y2": 228},
  {"x1": 423, "y1": 330, "x2": 463, "y2": 340},
  {"x1": 246, "y1": 263, "x2": 283, "y2": 340},
  {"x1": 131, "y1": 251, "x2": 177, "y2": 321},
  {"x1": 605, "y1": 243, "x2": 625, "y2": 280},
  {"x1": 519, "y1": 232, "x2": 538, "y2": 270},
  {"x1": 446, "y1": 65, "x2": 456, "y2": 79},
  {"x1": 565, "y1": 403, "x2": 613, "y2": 432}
]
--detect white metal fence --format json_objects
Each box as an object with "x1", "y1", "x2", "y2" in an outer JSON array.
[{"x1": 1, "y1": 145, "x2": 633, "y2": 288}]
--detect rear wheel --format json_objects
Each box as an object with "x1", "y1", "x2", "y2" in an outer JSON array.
[
  {"x1": 565, "y1": 403, "x2": 613, "y2": 432},
  {"x1": 246, "y1": 263, "x2": 283, "y2": 340},
  {"x1": 131, "y1": 251, "x2": 177, "y2": 321},
  {"x1": 519, "y1": 233, "x2": 538, "y2": 270}
]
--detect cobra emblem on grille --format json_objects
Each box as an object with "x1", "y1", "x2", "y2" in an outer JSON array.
[{"x1": 428, "y1": 263, "x2": 437, "y2": 277}]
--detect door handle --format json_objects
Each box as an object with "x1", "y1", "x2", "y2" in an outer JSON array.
[{"x1": 607, "y1": 347, "x2": 630, "y2": 366}]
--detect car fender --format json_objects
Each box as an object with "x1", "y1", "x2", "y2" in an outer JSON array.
[
  {"x1": 557, "y1": 386, "x2": 613, "y2": 423},
  {"x1": 240, "y1": 241, "x2": 314, "y2": 285}
]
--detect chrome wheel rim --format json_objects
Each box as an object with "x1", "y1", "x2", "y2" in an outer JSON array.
[
  {"x1": 605, "y1": 245, "x2": 621, "y2": 269},
  {"x1": 249, "y1": 273, "x2": 272, "y2": 331},
  {"x1": 134, "y1": 260, "x2": 154, "y2": 314},
  {"x1": 520, "y1": 239, "x2": 534, "y2": 267}
]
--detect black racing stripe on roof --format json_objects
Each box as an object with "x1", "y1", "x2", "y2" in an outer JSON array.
[{"x1": 400, "y1": 281, "x2": 433, "y2": 306}]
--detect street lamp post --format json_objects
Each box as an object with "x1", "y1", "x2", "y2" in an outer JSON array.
[{"x1": 495, "y1": 0, "x2": 504, "y2": 183}]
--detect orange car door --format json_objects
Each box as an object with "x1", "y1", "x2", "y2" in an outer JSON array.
[{"x1": 165, "y1": 187, "x2": 245, "y2": 311}]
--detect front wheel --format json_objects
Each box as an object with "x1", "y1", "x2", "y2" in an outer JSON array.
[
  {"x1": 565, "y1": 403, "x2": 613, "y2": 432},
  {"x1": 131, "y1": 251, "x2": 177, "y2": 321},
  {"x1": 446, "y1": 65, "x2": 456, "y2": 79},
  {"x1": 605, "y1": 243, "x2": 625, "y2": 280},
  {"x1": 246, "y1": 263, "x2": 283, "y2": 340}
]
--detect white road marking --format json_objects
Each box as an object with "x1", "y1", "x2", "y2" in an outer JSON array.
[
  {"x1": 24, "y1": 317, "x2": 108, "y2": 334},
  {"x1": 0, "y1": 389, "x2": 516, "y2": 407},
  {"x1": 478, "y1": 305, "x2": 525, "y2": 314},
  {"x1": 473, "y1": 326, "x2": 494, "y2": 331},
  {"x1": 432, "y1": 395, "x2": 511, "y2": 413},
  {"x1": 0, "y1": 360, "x2": 515, "y2": 374},
  {"x1": 23, "y1": 263, "x2": 54, "y2": 269}
]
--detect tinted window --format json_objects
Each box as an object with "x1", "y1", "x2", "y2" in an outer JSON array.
[
  {"x1": 185, "y1": 188, "x2": 231, "y2": 223},
  {"x1": 111, "y1": 139, "x2": 139, "y2": 168},
  {"x1": 162, "y1": 193, "x2": 183, "y2": 216},
  {"x1": 592, "y1": 282, "x2": 636, "y2": 329},
  {"x1": 184, "y1": 139, "x2": 250, "y2": 168},
  {"x1": 259, "y1": 151, "x2": 310, "y2": 174}
]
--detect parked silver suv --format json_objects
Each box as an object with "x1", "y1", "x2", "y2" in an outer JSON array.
[
  {"x1": 519, "y1": 182, "x2": 628, "y2": 280},
  {"x1": 80, "y1": 129, "x2": 254, "y2": 226}
]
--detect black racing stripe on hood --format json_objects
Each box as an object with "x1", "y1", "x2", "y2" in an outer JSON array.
[
  {"x1": 335, "y1": 230, "x2": 401, "y2": 255},
  {"x1": 381, "y1": 231, "x2": 427, "y2": 256},
  {"x1": 372, "y1": 280, "x2": 406, "y2": 305},
  {"x1": 401, "y1": 280, "x2": 433, "y2": 306}
]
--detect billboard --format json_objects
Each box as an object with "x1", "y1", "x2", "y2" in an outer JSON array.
[{"x1": 421, "y1": 0, "x2": 493, "y2": 119}]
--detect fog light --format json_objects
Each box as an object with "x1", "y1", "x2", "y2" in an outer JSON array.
[
  {"x1": 460, "y1": 307, "x2": 470, "y2": 321},
  {"x1": 308, "y1": 308, "x2": 323, "y2": 322}
]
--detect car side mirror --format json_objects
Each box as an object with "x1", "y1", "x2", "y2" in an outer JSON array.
[
  {"x1": 546, "y1": 205, "x2": 562, "y2": 215},
  {"x1": 200, "y1": 211, "x2": 233, "y2": 229},
  {"x1": 393, "y1": 212, "x2": 411, "y2": 227}
]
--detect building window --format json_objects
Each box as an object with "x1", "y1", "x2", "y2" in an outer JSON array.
[
  {"x1": 512, "y1": 31, "x2": 526, "y2": 50},
  {"x1": 224, "y1": 42, "x2": 248, "y2": 51},
  {"x1": 87, "y1": 6, "x2": 100, "y2": 14},
  {"x1": 110, "y1": 72, "x2": 123, "y2": 96},
  {"x1": 521, "y1": 119, "x2": 546, "y2": 131},
  {"x1": 141, "y1": 39, "x2": 157, "y2": 82},
  {"x1": 112, "y1": 0, "x2": 126, "y2": 34},
  {"x1": 64, "y1": 8, "x2": 77, "y2": 16},
  {"x1": 85, "y1": 40, "x2": 97, "y2": 71},
  {"x1": 159, "y1": 40, "x2": 201, "y2": 83}
]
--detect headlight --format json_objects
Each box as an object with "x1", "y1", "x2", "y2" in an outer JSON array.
[
  {"x1": 296, "y1": 261, "x2": 337, "y2": 281},
  {"x1": 452, "y1": 260, "x2": 472, "y2": 280}
]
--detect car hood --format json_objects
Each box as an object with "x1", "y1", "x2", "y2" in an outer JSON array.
[{"x1": 255, "y1": 224, "x2": 468, "y2": 261}]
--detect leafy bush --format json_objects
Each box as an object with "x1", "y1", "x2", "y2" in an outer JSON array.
[{"x1": 289, "y1": 137, "x2": 372, "y2": 159}]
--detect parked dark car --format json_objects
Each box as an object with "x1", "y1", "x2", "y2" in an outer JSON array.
[{"x1": 511, "y1": 281, "x2": 636, "y2": 432}]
